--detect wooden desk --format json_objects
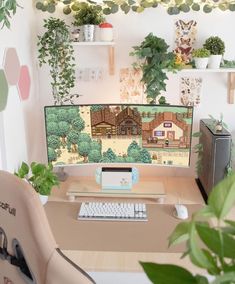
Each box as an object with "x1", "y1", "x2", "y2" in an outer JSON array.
[
  {"x1": 45, "y1": 202, "x2": 204, "y2": 274},
  {"x1": 48, "y1": 176, "x2": 205, "y2": 273}
]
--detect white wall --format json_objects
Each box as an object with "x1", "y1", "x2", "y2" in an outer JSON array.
[
  {"x1": 36, "y1": 6, "x2": 235, "y2": 177},
  {"x1": 0, "y1": 1, "x2": 42, "y2": 172}
]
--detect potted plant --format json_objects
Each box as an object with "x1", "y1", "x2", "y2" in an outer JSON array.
[
  {"x1": 15, "y1": 162, "x2": 59, "y2": 205},
  {"x1": 130, "y1": 33, "x2": 177, "y2": 104},
  {"x1": 73, "y1": 2, "x2": 105, "y2": 42},
  {"x1": 140, "y1": 172, "x2": 235, "y2": 284},
  {"x1": 203, "y1": 36, "x2": 225, "y2": 69},
  {"x1": 192, "y1": 48, "x2": 210, "y2": 69},
  {"x1": 37, "y1": 17, "x2": 76, "y2": 105}
]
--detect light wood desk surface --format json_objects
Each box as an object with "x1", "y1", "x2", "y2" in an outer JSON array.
[{"x1": 49, "y1": 176, "x2": 205, "y2": 273}]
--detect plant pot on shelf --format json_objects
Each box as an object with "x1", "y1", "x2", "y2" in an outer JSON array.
[
  {"x1": 39, "y1": 194, "x2": 48, "y2": 206},
  {"x1": 194, "y1": 57, "x2": 209, "y2": 69},
  {"x1": 208, "y1": 54, "x2": 222, "y2": 69},
  {"x1": 83, "y1": 25, "x2": 95, "y2": 42},
  {"x1": 99, "y1": 22, "x2": 113, "y2": 42}
]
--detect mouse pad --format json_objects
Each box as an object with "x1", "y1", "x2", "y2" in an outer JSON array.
[{"x1": 44, "y1": 202, "x2": 203, "y2": 253}]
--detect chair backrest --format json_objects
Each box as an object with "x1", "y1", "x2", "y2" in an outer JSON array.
[{"x1": 0, "y1": 170, "x2": 95, "y2": 284}]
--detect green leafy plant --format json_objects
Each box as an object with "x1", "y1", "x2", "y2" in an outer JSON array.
[
  {"x1": 221, "y1": 60, "x2": 235, "y2": 68},
  {"x1": 141, "y1": 172, "x2": 235, "y2": 284},
  {"x1": 37, "y1": 17, "x2": 77, "y2": 105},
  {"x1": 203, "y1": 36, "x2": 225, "y2": 55},
  {"x1": 15, "y1": 161, "x2": 59, "y2": 196},
  {"x1": 192, "y1": 131, "x2": 203, "y2": 175},
  {"x1": 35, "y1": 0, "x2": 235, "y2": 16},
  {"x1": 0, "y1": 0, "x2": 21, "y2": 29},
  {"x1": 73, "y1": 2, "x2": 104, "y2": 26},
  {"x1": 130, "y1": 33, "x2": 177, "y2": 104},
  {"x1": 192, "y1": 48, "x2": 210, "y2": 58}
]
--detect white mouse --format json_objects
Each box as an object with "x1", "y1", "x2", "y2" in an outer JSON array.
[{"x1": 174, "y1": 204, "x2": 188, "y2": 220}]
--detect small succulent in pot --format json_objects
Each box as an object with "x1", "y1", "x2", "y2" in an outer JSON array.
[
  {"x1": 192, "y1": 48, "x2": 210, "y2": 69},
  {"x1": 192, "y1": 48, "x2": 210, "y2": 58}
]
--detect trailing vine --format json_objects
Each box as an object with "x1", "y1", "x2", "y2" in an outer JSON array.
[
  {"x1": 0, "y1": 0, "x2": 21, "y2": 29},
  {"x1": 130, "y1": 33, "x2": 177, "y2": 104},
  {"x1": 35, "y1": 0, "x2": 235, "y2": 15},
  {"x1": 37, "y1": 17, "x2": 77, "y2": 105}
]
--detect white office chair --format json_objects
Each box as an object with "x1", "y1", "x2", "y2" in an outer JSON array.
[{"x1": 0, "y1": 170, "x2": 95, "y2": 284}]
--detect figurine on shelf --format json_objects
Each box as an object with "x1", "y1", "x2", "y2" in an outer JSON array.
[
  {"x1": 215, "y1": 120, "x2": 223, "y2": 132},
  {"x1": 71, "y1": 28, "x2": 80, "y2": 42}
]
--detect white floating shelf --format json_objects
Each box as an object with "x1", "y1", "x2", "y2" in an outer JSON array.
[
  {"x1": 72, "y1": 41, "x2": 115, "y2": 46},
  {"x1": 179, "y1": 68, "x2": 235, "y2": 73},
  {"x1": 72, "y1": 41, "x2": 115, "y2": 75}
]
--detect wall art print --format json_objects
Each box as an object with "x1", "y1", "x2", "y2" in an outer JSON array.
[
  {"x1": 174, "y1": 20, "x2": 197, "y2": 64},
  {"x1": 119, "y1": 68, "x2": 144, "y2": 104},
  {"x1": 180, "y1": 77, "x2": 202, "y2": 107}
]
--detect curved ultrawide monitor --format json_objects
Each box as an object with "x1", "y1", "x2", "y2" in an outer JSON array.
[{"x1": 44, "y1": 104, "x2": 193, "y2": 167}]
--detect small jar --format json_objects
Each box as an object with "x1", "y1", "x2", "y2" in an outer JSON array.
[{"x1": 99, "y1": 22, "x2": 113, "y2": 42}]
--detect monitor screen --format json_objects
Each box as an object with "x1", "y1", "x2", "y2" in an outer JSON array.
[{"x1": 44, "y1": 104, "x2": 193, "y2": 167}]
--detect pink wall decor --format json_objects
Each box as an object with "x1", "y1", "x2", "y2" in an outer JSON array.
[
  {"x1": 0, "y1": 69, "x2": 9, "y2": 112},
  {"x1": 17, "y1": 65, "x2": 31, "y2": 101},
  {"x1": 3, "y1": 48, "x2": 21, "y2": 85}
]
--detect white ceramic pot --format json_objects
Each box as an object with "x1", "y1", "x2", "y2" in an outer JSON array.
[
  {"x1": 208, "y1": 54, "x2": 222, "y2": 69},
  {"x1": 194, "y1": 57, "x2": 209, "y2": 69},
  {"x1": 99, "y1": 22, "x2": 113, "y2": 42},
  {"x1": 83, "y1": 25, "x2": 95, "y2": 42},
  {"x1": 39, "y1": 194, "x2": 48, "y2": 206}
]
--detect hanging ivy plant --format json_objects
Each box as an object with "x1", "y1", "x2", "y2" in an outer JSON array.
[
  {"x1": 130, "y1": 33, "x2": 177, "y2": 104},
  {"x1": 35, "y1": 0, "x2": 235, "y2": 15},
  {"x1": 37, "y1": 17, "x2": 77, "y2": 105},
  {"x1": 0, "y1": 0, "x2": 21, "y2": 29}
]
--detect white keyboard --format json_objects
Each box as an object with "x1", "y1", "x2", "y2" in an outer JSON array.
[{"x1": 78, "y1": 201, "x2": 147, "y2": 222}]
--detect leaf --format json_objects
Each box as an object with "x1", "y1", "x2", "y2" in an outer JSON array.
[
  {"x1": 192, "y1": 132, "x2": 202, "y2": 138},
  {"x1": 15, "y1": 162, "x2": 29, "y2": 178},
  {"x1": 194, "y1": 205, "x2": 215, "y2": 218},
  {"x1": 208, "y1": 172, "x2": 235, "y2": 219},
  {"x1": 196, "y1": 223, "x2": 235, "y2": 258},
  {"x1": 195, "y1": 274, "x2": 209, "y2": 284},
  {"x1": 188, "y1": 223, "x2": 214, "y2": 270},
  {"x1": 168, "y1": 222, "x2": 190, "y2": 247},
  {"x1": 140, "y1": 262, "x2": 197, "y2": 284}
]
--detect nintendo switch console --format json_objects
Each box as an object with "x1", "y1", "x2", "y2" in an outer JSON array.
[{"x1": 95, "y1": 167, "x2": 139, "y2": 190}]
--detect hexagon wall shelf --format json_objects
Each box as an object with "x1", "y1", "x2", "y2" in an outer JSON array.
[
  {"x1": 18, "y1": 65, "x2": 31, "y2": 101},
  {"x1": 0, "y1": 69, "x2": 9, "y2": 112},
  {"x1": 3, "y1": 48, "x2": 20, "y2": 86}
]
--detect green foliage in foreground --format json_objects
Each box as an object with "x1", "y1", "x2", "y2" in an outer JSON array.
[{"x1": 141, "y1": 173, "x2": 235, "y2": 284}]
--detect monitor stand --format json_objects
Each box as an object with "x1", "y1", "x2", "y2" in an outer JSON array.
[{"x1": 56, "y1": 167, "x2": 68, "y2": 182}]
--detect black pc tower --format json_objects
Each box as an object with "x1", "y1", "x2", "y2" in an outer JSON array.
[{"x1": 198, "y1": 119, "x2": 232, "y2": 199}]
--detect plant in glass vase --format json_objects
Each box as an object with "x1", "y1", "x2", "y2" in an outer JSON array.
[{"x1": 37, "y1": 17, "x2": 77, "y2": 105}]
